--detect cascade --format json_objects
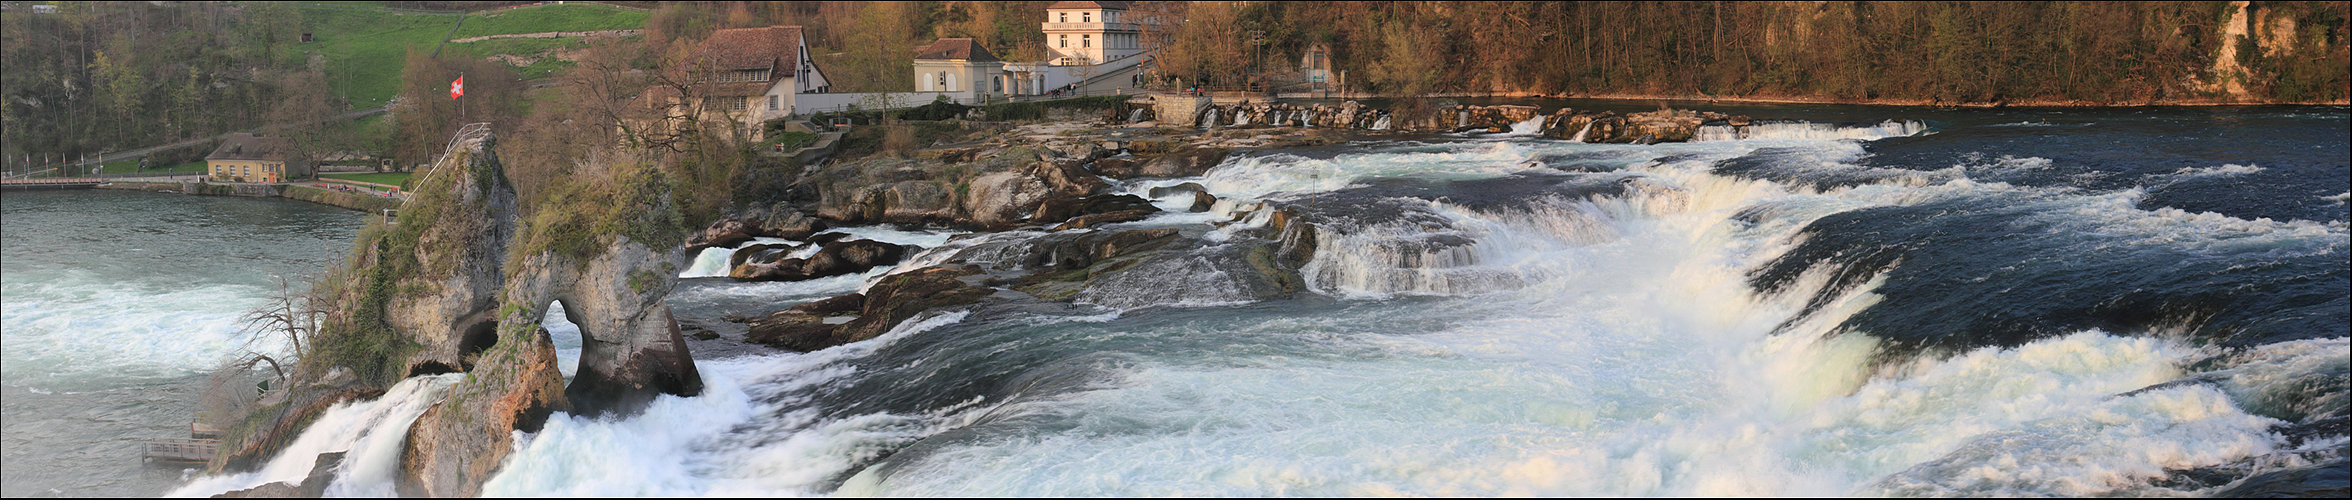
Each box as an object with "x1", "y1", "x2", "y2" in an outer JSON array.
[
  {"x1": 1508, "y1": 115, "x2": 1546, "y2": 136},
  {"x1": 1128, "y1": 108, "x2": 1146, "y2": 123},
  {"x1": 680, "y1": 237, "x2": 795, "y2": 278},
  {"x1": 1570, "y1": 121, "x2": 1595, "y2": 142},
  {"x1": 1692, "y1": 120, "x2": 1930, "y2": 141},
  {"x1": 171, "y1": 374, "x2": 466, "y2": 497}
]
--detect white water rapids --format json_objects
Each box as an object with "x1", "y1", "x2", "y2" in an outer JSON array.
[{"x1": 190, "y1": 120, "x2": 2336, "y2": 496}]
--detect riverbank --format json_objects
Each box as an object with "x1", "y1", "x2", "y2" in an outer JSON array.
[
  {"x1": 1283, "y1": 90, "x2": 2351, "y2": 108},
  {"x1": 96, "y1": 179, "x2": 403, "y2": 213}
]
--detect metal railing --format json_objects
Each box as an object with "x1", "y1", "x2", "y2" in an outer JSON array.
[
  {"x1": 142, "y1": 438, "x2": 220, "y2": 463},
  {"x1": 403, "y1": 122, "x2": 492, "y2": 207}
]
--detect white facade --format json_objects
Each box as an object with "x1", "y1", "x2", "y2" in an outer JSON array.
[
  {"x1": 1043, "y1": 3, "x2": 1142, "y2": 66},
  {"x1": 912, "y1": 60, "x2": 1004, "y2": 104}
]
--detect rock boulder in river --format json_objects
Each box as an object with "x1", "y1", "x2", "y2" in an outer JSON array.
[
  {"x1": 745, "y1": 265, "x2": 994, "y2": 352},
  {"x1": 730, "y1": 238, "x2": 910, "y2": 281}
]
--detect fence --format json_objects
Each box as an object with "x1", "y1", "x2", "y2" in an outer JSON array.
[{"x1": 791, "y1": 92, "x2": 968, "y2": 116}]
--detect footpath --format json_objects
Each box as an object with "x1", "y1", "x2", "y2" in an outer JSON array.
[{"x1": 97, "y1": 176, "x2": 405, "y2": 213}]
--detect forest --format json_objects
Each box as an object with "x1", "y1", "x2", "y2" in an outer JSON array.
[
  {"x1": 2, "y1": 2, "x2": 335, "y2": 169},
  {"x1": 1142, "y1": 1, "x2": 2349, "y2": 104}
]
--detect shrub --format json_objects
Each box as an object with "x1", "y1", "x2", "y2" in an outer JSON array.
[{"x1": 896, "y1": 96, "x2": 971, "y2": 121}]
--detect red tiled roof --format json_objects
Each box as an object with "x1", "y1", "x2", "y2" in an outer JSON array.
[
  {"x1": 699, "y1": 26, "x2": 804, "y2": 71},
  {"x1": 206, "y1": 133, "x2": 294, "y2": 161},
  {"x1": 913, "y1": 38, "x2": 1000, "y2": 62}
]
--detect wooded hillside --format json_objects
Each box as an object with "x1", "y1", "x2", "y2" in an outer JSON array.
[{"x1": 1148, "y1": 1, "x2": 2348, "y2": 104}]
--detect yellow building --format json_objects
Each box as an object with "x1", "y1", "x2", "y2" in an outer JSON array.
[{"x1": 206, "y1": 133, "x2": 310, "y2": 183}]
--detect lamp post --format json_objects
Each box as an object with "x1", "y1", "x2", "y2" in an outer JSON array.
[{"x1": 1248, "y1": 30, "x2": 1265, "y2": 93}]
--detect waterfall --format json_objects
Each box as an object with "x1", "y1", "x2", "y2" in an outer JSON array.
[
  {"x1": 1506, "y1": 116, "x2": 1546, "y2": 136},
  {"x1": 1128, "y1": 108, "x2": 1146, "y2": 123},
  {"x1": 679, "y1": 237, "x2": 796, "y2": 278},
  {"x1": 1200, "y1": 109, "x2": 1220, "y2": 129},
  {"x1": 1371, "y1": 115, "x2": 1391, "y2": 130},
  {"x1": 1458, "y1": 110, "x2": 1471, "y2": 128},
  {"x1": 1692, "y1": 120, "x2": 1931, "y2": 141},
  {"x1": 1570, "y1": 121, "x2": 1595, "y2": 142},
  {"x1": 169, "y1": 374, "x2": 466, "y2": 497},
  {"x1": 1303, "y1": 110, "x2": 1317, "y2": 128},
  {"x1": 1235, "y1": 110, "x2": 1252, "y2": 126}
]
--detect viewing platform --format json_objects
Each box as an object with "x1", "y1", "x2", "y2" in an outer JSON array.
[{"x1": 142, "y1": 438, "x2": 219, "y2": 464}]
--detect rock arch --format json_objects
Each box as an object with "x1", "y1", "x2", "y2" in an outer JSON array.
[{"x1": 377, "y1": 133, "x2": 702, "y2": 497}]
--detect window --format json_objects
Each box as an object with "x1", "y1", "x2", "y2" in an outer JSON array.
[
  {"x1": 728, "y1": 97, "x2": 748, "y2": 111},
  {"x1": 1082, "y1": 12, "x2": 1090, "y2": 22},
  {"x1": 1059, "y1": 34, "x2": 1067, "y2": 48},
  {"x1": 769, "y1": 95, "x2": 778, "y2": 110},
  {"x1": 1058, "y1": 13, "x2": 1066, "y2": 22},
  {"x1": 1083, "y1": 34, "x2": 1091, "y2": 48}
]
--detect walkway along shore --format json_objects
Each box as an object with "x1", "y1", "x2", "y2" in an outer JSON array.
[{"x1": 96, "y1": 177, "x2": 404, "y2": 213}]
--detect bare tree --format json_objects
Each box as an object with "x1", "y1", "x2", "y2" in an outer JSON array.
[{"x1": 230, "y1": 275, "x2": 324, "y2": 383}]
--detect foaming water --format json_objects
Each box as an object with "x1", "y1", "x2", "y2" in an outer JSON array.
[
  {"x1": 680, "y1": 237, "x2": 794, "y2": 278},
  {"x1": 478, "y1": 312, "x2": 974, "y2": 496},
  {"x1": 445, "y1": 121, "x2": 2313, "y2": 496},
  {"x1": 1695, "y1": 120, "x2": 1930, "y2": 142},
  {"x1": 3, "y1": 191, "x2": 362, "y2": 497},
  {"x1": 169, "y1": 374, "x2": 465, "y2": 497},
  {"x1": 105, "y1": 106, "x2": 2344, "y2": 497}
]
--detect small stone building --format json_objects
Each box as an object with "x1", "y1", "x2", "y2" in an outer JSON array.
[
  {"x1": 206, "y1": 133, "x2": 310, "y2": 183},
  {"x1": 912, "y1": 38, "x2": 1006, "y2": 103}
]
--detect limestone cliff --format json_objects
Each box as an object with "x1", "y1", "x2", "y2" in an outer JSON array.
[{"x1": 217, "y1": 132, "x2": 706, "y2": 497}]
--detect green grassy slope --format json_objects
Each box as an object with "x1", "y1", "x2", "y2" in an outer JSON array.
[
  {"x1": 295, "y1": 2, "x2": 647, "y2": 108},
  {"x1": 296, "y1": 3, "x2": 463, "y2": 109},
  {"x1": 451, "y1": 3, "x2": 647, "y2": 38}
]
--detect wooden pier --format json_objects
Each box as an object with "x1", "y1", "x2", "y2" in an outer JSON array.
[
  {"x1": 0, "y1": 178, "x2": 104, "y2": 190},
  {"x1": 142, "y1": 438, "x2": 220, "y2": 464}
]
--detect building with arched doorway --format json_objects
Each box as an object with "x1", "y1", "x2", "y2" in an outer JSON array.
[{"x1": 913, "y1": 38, "x2": 1007, "y2": 104}]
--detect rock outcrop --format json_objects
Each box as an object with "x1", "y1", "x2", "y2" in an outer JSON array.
[
  {"x1": 215, "y1": 132, "x2": 709, "y2": 498},
  {"x1": 729, "y1": 237, "x2": 909, "y2": 281},
  {"x1": 800, "y1": 147, "x2": 1161, "y2": 231},
  {"x1": 397, "y1": 148, "x2": 706, "y2": 495},
  {"x1": 744, "y1": 265, "x2": 994, "y2": 351}
]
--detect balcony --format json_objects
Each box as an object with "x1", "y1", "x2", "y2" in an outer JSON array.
[{"x1": 1042, "y1": 22, "x2": 1140, "y2": 33}]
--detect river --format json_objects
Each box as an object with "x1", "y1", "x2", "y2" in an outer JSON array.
[{"x1": 8, "y1": 103, "x2": 2347, "y2": 496}]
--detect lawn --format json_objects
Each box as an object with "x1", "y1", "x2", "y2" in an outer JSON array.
[
  {"x1": 292, "y1": 2, "x2": 646, "y2": 108},
  {"x1": 295, "y1": 4, "x2": 464, "y2": 109},
  {"x1": 320, "y1": 172, "x2": 414, "y2": 187},
  {"x1": 447, "y1": 37, "x2": 594, "y2": 80},
  {"x1": 452, "y1": 3, "x2": 647, "y2": 39}
]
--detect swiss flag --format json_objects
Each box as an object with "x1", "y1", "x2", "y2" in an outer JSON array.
[{"x1": 450, "y1": 76, "x2": 464, "y2": 99}]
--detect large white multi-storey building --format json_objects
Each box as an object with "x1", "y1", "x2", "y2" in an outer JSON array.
[{"x1": 1042, "y1": 1, "x2": 1142, "y2": 66}]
